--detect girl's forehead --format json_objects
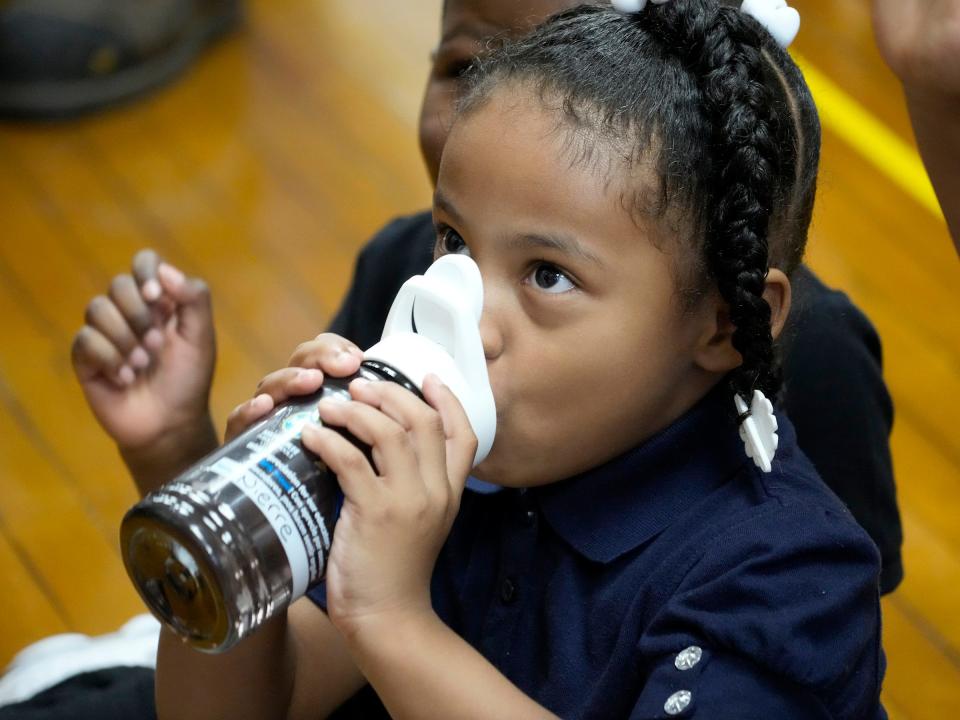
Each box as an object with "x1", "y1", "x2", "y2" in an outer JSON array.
[{"x1": 442, "y1": 0, "x2": 586, "y2": 37}]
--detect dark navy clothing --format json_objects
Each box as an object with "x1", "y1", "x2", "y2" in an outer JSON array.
[
  {"x1": 329, "y1": 211, "x2": 903, "y2": 594},
  {"x1": 308, "y1": 387, "x2": 886, "y2": 718}
]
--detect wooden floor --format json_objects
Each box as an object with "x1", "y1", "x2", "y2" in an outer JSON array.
[{"x1": 0, "y1": 0, "x2": 957, "y2": 716}]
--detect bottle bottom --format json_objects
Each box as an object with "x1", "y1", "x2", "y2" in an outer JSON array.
[{"x1": 121, "y1": 513, "x2": 231, "y2": 652}]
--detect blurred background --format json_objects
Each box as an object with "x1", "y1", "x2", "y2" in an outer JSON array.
[{"x1": 0, "y1": 1, "x2": 956, "y2": 717}]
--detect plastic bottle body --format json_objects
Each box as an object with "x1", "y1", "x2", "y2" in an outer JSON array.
[{"x1": 120, "y1": 361, "x2": 419, "y2": 653}]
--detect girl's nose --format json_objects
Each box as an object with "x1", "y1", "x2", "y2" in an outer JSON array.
[{"x1": 479, "y1": 307, "x2": 504, "y2": 362}]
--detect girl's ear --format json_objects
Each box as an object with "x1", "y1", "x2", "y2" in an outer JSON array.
[
  {"x1": 763, "y1": 268, "x2": 791, "y2": 341},
  {"x1": 693, "y1": 268, "x2": 792, "y2": 373},
  {"x1": 693, "y1": 295, "x2": 741, "y2": 374}
]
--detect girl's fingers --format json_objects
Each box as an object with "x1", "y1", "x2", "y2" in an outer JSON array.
[
  {"x1": 316, "y1": 397, "x2": 420, "y2": 484},
  {"x1": 288, "y1": 334, "x2": 364, "y2": 378},
  {"x1": 71, "y1": 325, "x2": 133, "y2": 387},
  {"x1": 254, "y1": 367, "x2": 325, "y2": 405},
  {"x1": 226, "y1": 367, "x2": 325, "y2": 440},
  {"x1": 421, "y1": 374, "x2": 477, "y2": 495},
  {"x1": 84, "y1": 295, "x2": 141, "y2": 360},
  {"x1": 347, "y1": 380, "x2": 449, "y2": 492},
  {"x1": 224, "y1": 393, "x2": 274, "y2": 442},
  {"x1": 300, "y1": 423, "x2": 377, "y2": 505}
]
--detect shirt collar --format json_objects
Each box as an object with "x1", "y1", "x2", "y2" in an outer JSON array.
[{"x1": 530, "y1": 385, "x2": 750, "y2": 564}]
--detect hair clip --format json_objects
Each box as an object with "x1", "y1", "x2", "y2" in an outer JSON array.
[
  {"x1": 734, "y1": 389, "x2": 779, "y2": 473},
  {"x1": 611, "y1": 0, "x2": 670, "y2": 12},
  {"x1": 611, "y1": 0, "x2": 800, "y2": 49},
  {"x1": 740, "y1": 0, "x2": 800, "y2": 48}
]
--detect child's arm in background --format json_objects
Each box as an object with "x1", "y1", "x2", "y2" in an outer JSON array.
[
  {"x1": 70, "y1": 250, "x2": 371, "y2": 496},
  {"x1": 71, "y1": 250, "x2": 219, "y2": 495},
  {"x1": 873, "y1": 0, "x2": 960, "y2": 252},
  {"x1": 156, "y1": 593, "x2": 366, "y2": 720}
]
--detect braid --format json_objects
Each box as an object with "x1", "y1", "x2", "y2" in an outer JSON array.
[{"x1": 643, "y1": 0, "x2": 783, "y2": 403}]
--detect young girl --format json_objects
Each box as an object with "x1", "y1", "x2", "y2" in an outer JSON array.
[{"x1": 153, "y1": 3, "x2": 885, "y2": 717}]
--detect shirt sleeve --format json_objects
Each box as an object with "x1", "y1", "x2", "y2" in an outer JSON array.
[
  {"x1": 628, "y1": 648, "x2": 831, "y2": 719},
  {"x1": 305, "y1": 579, "x2": 328, "y2": 611},
  {"x1": 780, "y1": 265, "x2": 902, "y2": 594},
  {"x1": 636, "y1": 501, "x2": 885, "y2": 720}
]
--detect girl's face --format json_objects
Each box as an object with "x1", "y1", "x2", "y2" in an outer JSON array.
[
  {"x1": 419, "y1": 0, "x2": 584, "y2": 185},
  {"x1": 434, "y1": 88, "x2": 727, "y2": 487}
]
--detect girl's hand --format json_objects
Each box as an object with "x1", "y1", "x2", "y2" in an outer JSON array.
[
  {"x1": 301, "y1": 375, "x2": 477, "y2": 641},
  {"x1": 72, "y1": 250, "x2": 216, "y2": 453},
  {"x1": 872, "y1": 0, "x2": 960, "y2": 102},
  {"x1": 223, "y1": 333, "x2": 364, "y2": 441}
]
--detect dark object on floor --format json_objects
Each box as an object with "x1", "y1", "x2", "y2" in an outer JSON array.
[
  {"x1": 0, "y1": 667, "x2": 157, "y2": 720},
  {"x1": 0, "y1": 0, "x2": 242, "y2": 119}
]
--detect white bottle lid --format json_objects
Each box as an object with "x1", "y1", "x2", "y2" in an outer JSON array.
[{"x1": 363, "y1": 255, "x2": 497, "y2": 467}]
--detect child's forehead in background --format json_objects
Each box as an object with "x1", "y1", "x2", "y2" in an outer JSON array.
[{"x1": 441, "y1": 0, "x2": 586, "y2": 38}]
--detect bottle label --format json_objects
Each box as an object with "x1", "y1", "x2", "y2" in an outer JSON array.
[{"x1": 200, "y1": 403, "x2": 338, "y2": 600}]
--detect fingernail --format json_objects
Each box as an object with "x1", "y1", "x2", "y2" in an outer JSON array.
[
  {"x1": 158, "y1": 263, "x2": 185, "y2": 288},
  {"x1": 316, "y1": 399, "x2": 335, "y2": 416},
  {"x1": 118, "y1": 365, "x2": 135, "y2": 386},
  {"x1": 141, "y1": 279, "x2": 161, "y2": 301},
  {"x1": 129, "y1": 346, "x2": 149, "y2": 369},
  {"x1": 301, "y1": 423, "x2": 325, "y2": 441},
  {"x1": 297, "y1": 368, "x2": 323, "y2": 381},
  {"x1": 144, "y1": 328, "x2": 164, "y2": 351}
]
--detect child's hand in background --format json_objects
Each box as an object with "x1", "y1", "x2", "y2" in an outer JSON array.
[
  {"x1": 71, "y1": 250, "x2": 217, "y2": 493},
  {"x1": 872, "y1": 0, "x2": 960, "y2": 101},
  {"x1": 304, "y1": 375, "x2": 477, "y2": 643},
  {"x1": 873, "y1": 0, "x2": 960, "y2": 254}
]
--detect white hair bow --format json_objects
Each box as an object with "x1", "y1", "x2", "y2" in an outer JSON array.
[{"x1": 610, "y1": 0, "x2": 801, "y2": 49}]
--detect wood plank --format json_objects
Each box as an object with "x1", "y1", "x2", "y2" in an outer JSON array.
[
  {"x1": 0, "y1": 365, "x2": 145, "y2": 648},
  {"x1": 0, "y1": 524, "x2": 68, "y2": 667},
  {"x1": 882, "y1": 595, "x2": 960, "y2": 719}
]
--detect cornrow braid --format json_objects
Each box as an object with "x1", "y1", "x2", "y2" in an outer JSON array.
[{"x1": 643, "y1": 0, "x2": 783, "y2": 404}]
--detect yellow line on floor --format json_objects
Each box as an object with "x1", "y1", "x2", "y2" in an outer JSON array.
[{"x1": 793, "y1": 52, "x2": 944, "y2": 221}]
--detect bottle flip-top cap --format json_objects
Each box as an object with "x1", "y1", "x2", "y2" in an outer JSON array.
[{"x1": 363, "y1": 255, "x2": 496, "y2": 467}]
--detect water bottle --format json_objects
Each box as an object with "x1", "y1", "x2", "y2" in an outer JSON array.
[{"x1": 120, "y1": 255, "x2": 496, "y2": 653}]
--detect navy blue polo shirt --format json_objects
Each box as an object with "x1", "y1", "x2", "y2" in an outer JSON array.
[{"x1": 308, "y1": 385, "x2": 886, "y2": 719}]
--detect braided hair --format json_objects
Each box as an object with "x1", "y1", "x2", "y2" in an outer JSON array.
[{"x1": 457, "y1": 0, "x2": 820, "y2": 413}]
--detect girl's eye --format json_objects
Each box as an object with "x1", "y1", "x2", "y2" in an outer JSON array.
[
  {"x1": 441, "y1": 58, "x2": 473, "y2": 80},
  {"x1": 430, "y1": 48, "x2": 475, "y2": 81},
  {"x1": 526, "y1": 263, "x2": 576, "y2": 294},
  {"x1": 437, "y1": 227, "x2": 471, "y2": 256}
]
